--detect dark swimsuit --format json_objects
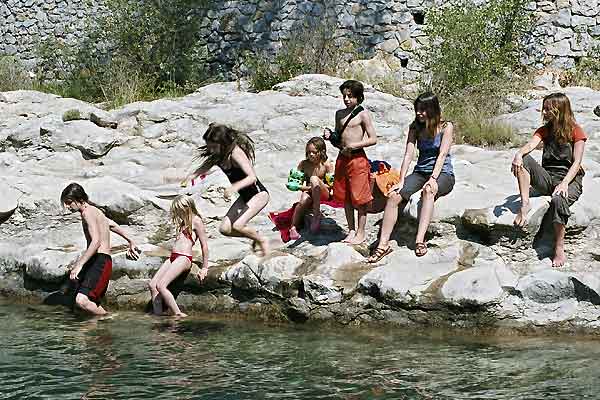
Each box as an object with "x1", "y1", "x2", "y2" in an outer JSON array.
[{"x1": 220, "y1": 164, "x2": 268, "y2": 203}]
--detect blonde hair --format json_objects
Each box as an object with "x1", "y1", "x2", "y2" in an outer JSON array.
[
  {"x1": 542, "y1": 93, "x2": 576, "y2": 144},
  {"x1": 170, "y1": 195, "x2": 200, "y2": 236}
]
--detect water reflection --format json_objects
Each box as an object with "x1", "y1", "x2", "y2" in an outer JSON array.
[{"x1": 1, "y1": 301, "x2": 600, "y2": 399}]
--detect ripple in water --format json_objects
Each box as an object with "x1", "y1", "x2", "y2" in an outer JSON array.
[{"x1": 1, "y1": 301, "x2": 599, "y2": 399}]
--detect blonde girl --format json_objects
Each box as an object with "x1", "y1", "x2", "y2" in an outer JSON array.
[
  {"x1": 512, "y1": 93, "x2": 587, "y2": 267},
  {"x1": 186, "y1": 124, "x2": 270, "y2": 256},
  {"x1": 289, "y1": 137, "x2": 335, "y2": 239},
  {"x1": 148, "y1": 195, "x2": 209, "y2": 317},
  {"x1": 368, "y1": 92, "x2": 454, "y2": 262}
]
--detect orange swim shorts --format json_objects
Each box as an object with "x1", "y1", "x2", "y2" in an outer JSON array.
[{"x1": 333, "y1": 150, "x2": 373, "y2": 207}]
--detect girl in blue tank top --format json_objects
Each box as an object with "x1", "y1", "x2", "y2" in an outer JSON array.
[{"x1": 368, "y1": 92, "x2": 455, "y2": 262}]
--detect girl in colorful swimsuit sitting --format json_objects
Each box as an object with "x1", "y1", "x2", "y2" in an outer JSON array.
[
  {"x1": 368, "y1": 92, "x2": 455, "y2": 262},
  {"x1": 148, "y1": 195, "x2": 209, "y2": 317},
  {"x1": 186, "y1": 123, "x2": 271, "y2": 256},
  {"x1": 288, "y1": 137, "x2": 335, "y2": 239}
]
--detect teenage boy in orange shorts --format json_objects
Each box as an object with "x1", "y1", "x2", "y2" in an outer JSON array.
[{"x1": 324, "y1": 80, "x2": 377, "y2": 244}]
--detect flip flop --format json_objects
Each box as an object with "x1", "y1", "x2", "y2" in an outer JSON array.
[
  {"x1": 367, "y1": 246, "x2": 393, "y2": 263},
  {"x1": 415, "y1": 242, "x2": 428, "y2": 257}
]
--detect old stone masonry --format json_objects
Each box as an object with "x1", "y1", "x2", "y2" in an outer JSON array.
[{"x1": 1, "y1": 0, "x2": 599, "y2": 73}]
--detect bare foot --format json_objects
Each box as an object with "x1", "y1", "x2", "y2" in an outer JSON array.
[
  {"x1": 348, "y1": 232, "x2": 366, "y2": 245},
  {"x1": 257, "y1": 238, "x2": 270, "y2": 257},
  {"x1": 289, "y1": 226, "x2": 300, "y2": 241},
  {"x1": 342, "y1": 230, "x2": 356, "y2": 243},
  {"x1": 513, "y1": 204, "x2": 531, "y2": 227},
  {"x1": 174, "y1": 312, "x2": 188, "y2": 318},
  {"x1": 552, "y1": 247, "x2": 566, "y2": 267}
]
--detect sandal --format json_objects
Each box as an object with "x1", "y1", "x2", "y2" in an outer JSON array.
[
  {"x1": 415, "y1": 242, "x2": 428, "y2": 257},
  {"x1": 367, "y1": 246, "x2": 393, "y2": 263}
]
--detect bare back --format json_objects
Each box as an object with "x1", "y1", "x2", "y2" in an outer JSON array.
[{"x1": 82, "y1": 205, "x2": 111, "y2": 255}]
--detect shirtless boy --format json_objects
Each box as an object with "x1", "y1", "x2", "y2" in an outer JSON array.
[
  {"x1": 61, "y1": 183, "x2": 139, "y2": 315},
  {"x1": 324, "y1": 80, "x2": 377, "y2": 244}
]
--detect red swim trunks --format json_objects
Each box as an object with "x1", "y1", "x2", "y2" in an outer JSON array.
[
  {"x1": 77, "y1": 253, "x2": 112, "y2": 304},
  {"x1": 333, "y1": 149, "x2": 373, "y2": 207}
]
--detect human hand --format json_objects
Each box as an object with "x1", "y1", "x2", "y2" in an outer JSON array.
[
  {"x1": 197, "y1": 267, "x2": 209, "y2": 281},
  {"x1": 126, "y1": 244, "x2": 141, "y2": 260},
  {"x1": 70, "y1": 264, "x2": 82, "y2": 281},
  {"x1": 424, "y1": 177, "x2": 438, "y2": 193},
  {"x1": 341, "y1": 144, "x2": 354, "y2": 156},
  {"x1": 389, "y1": 179, "x2": 405, "y2": 196},
  {"x1": 223, "y1": 187, "x2": 234, "y2": 201},
  {"x1": 553, "y1": 182, "x2": 569, "y2": 197},
  {"x1": 511, "y1": 153, "x2": 523, "y2": 176}
]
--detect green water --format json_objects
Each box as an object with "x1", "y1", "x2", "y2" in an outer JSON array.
[{"x1": 1, "y1": 302, "x2": 599, "y2": 399}]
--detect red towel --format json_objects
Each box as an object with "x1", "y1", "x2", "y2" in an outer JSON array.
[{"x1": 269, "y1": 199, "x2": 343, "y2": 242}]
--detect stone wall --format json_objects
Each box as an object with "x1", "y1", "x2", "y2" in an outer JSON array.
[
  {"x1": 1, "y1": 0, "x2": 599, "y2": 74},
  {"x1": 0, "y1": 0, "x2": 107, "y2": 70}
]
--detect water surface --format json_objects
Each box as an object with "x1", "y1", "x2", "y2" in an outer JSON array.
[{"x1": 1, "y1": 301, "x2": 599, "y2": 399}]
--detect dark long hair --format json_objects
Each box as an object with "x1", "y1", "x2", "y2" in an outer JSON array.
[
  {"x1": 196, "y1": 123, "x2": 256, "y2": 171},
  {"x1": 60, "y1": 182, "x2": 89, "y2": 204},
  {"x1": 411, "y1": 92, "x2": 442, "y2": 138}
]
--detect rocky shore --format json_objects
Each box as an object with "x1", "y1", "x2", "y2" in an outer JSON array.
[{"x1": 1, "y1": 75, "x2": 600, "y2": 333}]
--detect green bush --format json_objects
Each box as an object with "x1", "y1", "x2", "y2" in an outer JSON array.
[
  {"x1": 418, "y1": 0, "x2": 532, "y2": 147},
  {"x1": 35, "y1": 0, "x2": 210, "y2": 107},
  {"x1": 245, "y1": 21, "x2": 355, "y2": 91},
  {"x1": 0, "y1": 56, "x2": 33, "y2": 92},
  {"x1": 421, "y1": 0, "x2": 532, "y2": 96},
  {"x1": 560, "y1": 46, "x2": 600, "y2": 90},
  {"x1": 62, "y1": 109, "x2": 82, "y2": 122}
]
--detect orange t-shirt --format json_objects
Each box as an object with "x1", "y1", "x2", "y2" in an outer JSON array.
[{"x1": 533, "y1": 124, "x2": 587, "y2": 142}]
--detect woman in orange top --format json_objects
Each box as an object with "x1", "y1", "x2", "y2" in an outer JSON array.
[{"x1": 511, "y1": 93, "x2": 587, "y2": 267}]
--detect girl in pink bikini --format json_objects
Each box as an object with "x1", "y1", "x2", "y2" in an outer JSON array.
[{"x1": 148, "y1": 195, "x2": 209, "y2": 317}]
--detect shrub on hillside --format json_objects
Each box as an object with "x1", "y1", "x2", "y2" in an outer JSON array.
[
  {"x1": 419, "y1": 0, "x2": 532, "y2": 147},
  {"x1": 560, "y1": 46, "x2": 600, "y2": 90},
  {"x1": 35, "y1": 0, "x2": 210, "y2": 107},
  {"x1": 0, "y1": 56, "x2": 33, "y2": 92},
  {"x1": 245, "y1": 21, "x2": 356, "y2": 91},
  {"x1": 421, "y1": 0, "x2": 532, "y2": 95}
]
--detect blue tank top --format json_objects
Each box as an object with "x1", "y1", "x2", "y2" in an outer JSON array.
[{"x1": 413, "y1": 127, "x2": 454, "y2": 175}]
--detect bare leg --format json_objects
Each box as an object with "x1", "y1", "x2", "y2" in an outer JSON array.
[
  {"x1": 148, "y1": 259, "x2": 172, "y2": 315},
  {"x1": 350, "y1": 204, "x2": 368, "y2": 244},
  {"x1": 156, "y1": 257, "x2": 192, "y2": 317},
  {"x1": 514, "y1": 167, "x2": 531, "y2": 227},
  {"x1": 291, "y1": 192, "x2": 311, "y2": 239},
  {"x1": 415, "y1": 184, "x2": 437, "y2": 245},
  {"x1": 552, "y1": 222, "x2": 567, "y2": 267},
  {"x1": 220, "y1": 191, "x2": 270, "y2": 256},
  {"x1": 342, "y1": 201, "x2": 356, "y2": 242},
  {"x1": 75, "y1": 293, "x2": 107, "y2": 316},
  {"x1": 309, "y1": 176, "x2": 329, "y2": 232},
  {"x1": 375, "y1": 192, "x2": 404, "y2": 250}
]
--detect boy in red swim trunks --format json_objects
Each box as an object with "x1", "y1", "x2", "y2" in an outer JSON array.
[
  {"x1": 61, "y1": 183, "x2": 140, "y2": 315},
  {"x1": 324, "y1": 80, "x2": 377, "y2": 244}
]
